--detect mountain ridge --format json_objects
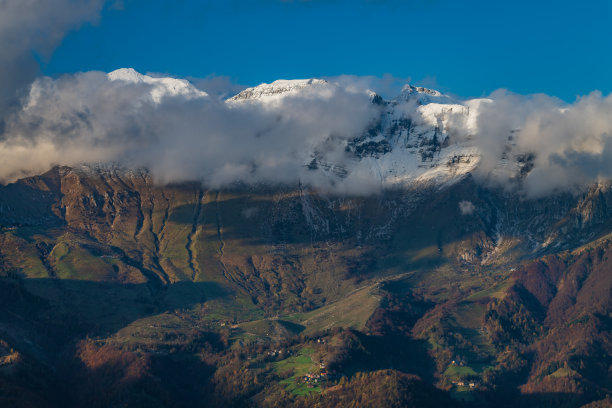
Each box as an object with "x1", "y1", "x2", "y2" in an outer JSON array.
[{"x1": 0, "y1": 71, "x2": 611, "y2": 408}]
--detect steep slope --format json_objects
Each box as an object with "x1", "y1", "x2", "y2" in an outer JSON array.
[
  {"x1": 228, "y1": 78, "x2": 486, "y2": 190},
  {"x1": 0, "y1": 164, "x2": 612, "y2": 407},
  {"x1": 1, "y1": 79, "x2": 612, "y2": 407}
]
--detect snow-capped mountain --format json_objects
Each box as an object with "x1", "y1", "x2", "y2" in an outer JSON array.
[
  {"x1": 226, "y1": 77, "x2": 491, "y2": 189},
  {"x1": 227, "y1": 78, "x2": 329, "y2": 102},
  {"x1": 397, "y1": 84, "x2": 457, "y2": 105},
  {"x1": 348, "y1": 87, "x2": 483, "y2": 188},
  {"x1": 108, "y1": 68, "x2": 208, "y2": 104},
  {"x1": 9, "y1": 69, "x2": 528, "y2": 194}
]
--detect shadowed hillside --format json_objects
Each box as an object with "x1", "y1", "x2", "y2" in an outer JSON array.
[{"x1": 1, "y1": 166, "x2": 611, "y2": 407}]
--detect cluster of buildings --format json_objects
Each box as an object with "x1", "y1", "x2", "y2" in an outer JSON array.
[
  {"x1": 451, "y1": 379, "x2": 480, "y2": 389},
  {"x1": 303, "y1": 371, "x2": 343, "y2": 388},
  {"x1": 450, "y1": 358, "x2": 466, "y2": 367},
  {"x1": 303, "y1": 371, "x2": 328, "y2": 385},
  {"x1": 267, "y1": 348, "x2": 292, "y2": 358}
]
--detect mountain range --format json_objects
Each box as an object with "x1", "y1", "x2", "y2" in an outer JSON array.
[{"x1": 0, "y1": 71, "x2": 611, "y2": 408}]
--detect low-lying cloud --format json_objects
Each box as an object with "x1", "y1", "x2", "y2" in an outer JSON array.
[
  {"x1": 4, "y1": 69, "x2": 612, "y2": 197},
  {"x1": 1, "y1": 71, "x2": 380, "y2": 193},
  {"x1": 470, "y1": 90, "x2": 612, "y2": 196}
]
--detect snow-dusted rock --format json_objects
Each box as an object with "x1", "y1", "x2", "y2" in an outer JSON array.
[
  {"x1": 108, "y1": 68, "x2": 208, "y2": 104},
  {"x1": 227, "y1": 79, "x2": 329, "y2": 103}
]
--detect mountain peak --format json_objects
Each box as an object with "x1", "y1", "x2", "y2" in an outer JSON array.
[
  {"x1": 107, "y1": 68, "x2": 208, "y2": 103},
  {"x1": 227, "y1": 78, "x2": 329, "y2": 102},
  {"x1": 107, "y1": 68, "x2": 145, "y2": 83},
  {"x1": 397, "y1": 84, "x2": 454, "y2": 105},
  {"x1": 401, "y1": 84, "x2": 442, "y2": 97}
]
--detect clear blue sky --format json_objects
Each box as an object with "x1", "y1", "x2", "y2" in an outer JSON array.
[{"x1": 43, "y1": 0, "x2": 612, "y2": 101}]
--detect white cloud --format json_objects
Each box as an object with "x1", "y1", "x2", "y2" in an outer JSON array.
[
  {"x1": 0, "y1": 71, "x2": 380, "y2": 193},
  {"x1": 469, "y1": 90, "x2": 612, "y2": 196},
  {"x1": 0, "y1": 0, "x2": 107, "y2": 124},
  {"x1": 189, "y1": 75, "x2": 247, "y2": 101},
  {"x1": 325, "y1": 73, "x2": 410, "y2": 99},
  {"x1": 5, "y1": 70, "x2": 612, "y2": 198},
  {"x1": 458, "y1": 200, "x2": 475, "y2": 215}
]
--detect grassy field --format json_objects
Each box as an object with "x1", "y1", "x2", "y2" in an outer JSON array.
[
  {"x1": 273, "y1": 347, "x2": 321, "y2": 395},
  {"x1": 550, "y1": 366, "x2": 578, "y2": 378},
  {"x1": 466, "y1": 278, "x2": 514, "y2": 301},
  {"x1": 444, "y1": 365, "x2": 478, "y2": 378},
  {"x1": 223, "y1": 283, "x2": 380, "y2": 346},
  {"x1": 285, "y1": 284, "x2": 381, "y2": 334},
  {"x1": 109, "y1": 312, "x2": 196, "y2": 349},
  {"x1": 240, "y1": 319, "x2": 303, "y2": 336}
]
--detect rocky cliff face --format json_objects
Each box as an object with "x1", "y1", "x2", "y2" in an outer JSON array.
[{"x1": 2, "y1": 165, "x2": 612, "y2": 304}]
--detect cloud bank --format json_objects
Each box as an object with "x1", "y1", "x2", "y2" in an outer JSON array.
[
  {"x1": 3, "y1": 68, "x2": 612, "y2": 197},
  {"x1": 470, "y1": 90, "x2": 612, "y2": 196},
  {"x1": 0, "y1": 0, "x2": 106, "y2": 127},
  {"x1": 1, "y1": 71, "x2": 379, "y2": 193}
]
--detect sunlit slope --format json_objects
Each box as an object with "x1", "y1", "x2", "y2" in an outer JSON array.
[{"x1": 1, "y1": 166, "x2": 612, "y2": 407}]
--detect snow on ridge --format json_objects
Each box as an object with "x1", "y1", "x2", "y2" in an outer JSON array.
[
  {"x1": 107, "y1": 68, "x2": 145, "y2": 83},
  {"x1": 103, "y1": 70, "x2": 495, "y2": 190},
  {"x1": 360, "y1": 96, "x2": 481, "y2": 188},
  {"x1": 396, "y1": 84, "x2": 456, "y2": 106},
  {"x1": 107, "y1": 68, "x2": 208, "y2": 104},
  {"x1": 227, "y1": 78, "x2": 329, "y2": 102},
  {"x1": 402, "y1": 84, "x2": 443, "y2": 97},
  {"x1": 222, "y1": 75, "x2": 494, "y2": 189}
]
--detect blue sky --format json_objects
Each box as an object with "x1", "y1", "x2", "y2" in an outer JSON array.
[{"x1": 42, "y1": 0, "x2": 612, "y2": 101}]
